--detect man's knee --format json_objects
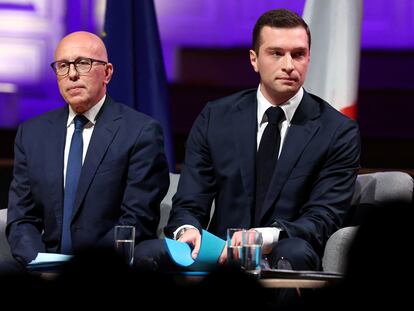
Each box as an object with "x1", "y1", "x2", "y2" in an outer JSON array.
[
  {"x1": 268, "y1": 237, "x2": 320, "y2": 270},
  {"x1": 135, "y1": 239, "x2": 164, "y2": 258},
  {"x1": 134, "y1": 239, "x2": 174, "y2": 272}
]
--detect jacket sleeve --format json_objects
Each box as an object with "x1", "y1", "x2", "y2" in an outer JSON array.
[
  {"x1": 6, "y1": 125, "x2": 46, "y2": 265},
  {"x1": 165, "y1": 104, "x2": 217, "y2": 237}
]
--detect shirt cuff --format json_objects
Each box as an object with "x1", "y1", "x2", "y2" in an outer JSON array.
[
  {"x1": 173, "y1": 224, "x2": 197, "y2": 240},
  {"x1": 253, "y1": 227, "x2": 281, "y2": 254}
]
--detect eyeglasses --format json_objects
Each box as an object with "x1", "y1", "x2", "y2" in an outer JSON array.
[{"x1": 50, "y1": 57, "x2": 107, "y2": 76}]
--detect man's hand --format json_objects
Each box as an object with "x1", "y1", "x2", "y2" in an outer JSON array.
[
  {"x1": 177, "y1": 228, "x2": 201, "y2": 259},
  {"x1": 218, "y1": 246, "x2": 227, "y2": 264}
]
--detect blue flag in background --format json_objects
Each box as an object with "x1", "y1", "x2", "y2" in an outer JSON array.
[{"x1": 103, "y1": 0, "x2": 175, "y2": 171}]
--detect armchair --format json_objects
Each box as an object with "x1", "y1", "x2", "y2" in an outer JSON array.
[
  {"x1": 322, "y1": 171, "x2": 413, "y2": 273},
  {"x1": 0, "y1": 208, "x2": 12, "y2": 263}
]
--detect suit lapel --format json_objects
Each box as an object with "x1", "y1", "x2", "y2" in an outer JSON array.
[
  {"x1": 233, "y1": 92, "x2": 257, "y2": 200},
  {"x1": 72, "y1": 97, "x2": 121, "y2": 218},
  {"x1": 259, "y1": 91, "x2": 321, "y2": 221},
  {"x1": 46, "y1": 107, "x2": 69, "y2": 227}
]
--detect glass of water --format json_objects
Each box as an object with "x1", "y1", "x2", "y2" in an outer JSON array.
[
  {"x1": 226, "y1": 228, "x2": 245, "y2": 268},
  {"x1": 242, "y1": 230, "x2": 263, "y2": 278},
  {"x1": 114, "y1": 225, "x2": 135, "y2": 266}
]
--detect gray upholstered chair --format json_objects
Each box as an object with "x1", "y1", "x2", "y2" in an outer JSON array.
[
  {"x1": 157, "y1": 173, "x2": 180, "y2": 238},
  {"x1": 322, "y1": 171, "x2": 413, "y2": 273},
  {"x1": 0, "y1": 208, "x2": 13, "y2": 263}
]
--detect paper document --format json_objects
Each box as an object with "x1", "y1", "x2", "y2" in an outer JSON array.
[
  {"x1": 29, "y1": 253, "x2": 73, "y2": 264},
  {"x1": 27, "y1": 252, "x2": 73, "y2": 270}
]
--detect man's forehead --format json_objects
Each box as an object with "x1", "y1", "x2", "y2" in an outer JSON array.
[
  {"x1": 56, "y1": 35, "x2": 106, "y2": 61},
  {"x1": 259, "y1": 27, "x2": 308, "y2": 47},
  {"x1": 55, "y1": 41, "x2": 98, "y2": 59}
]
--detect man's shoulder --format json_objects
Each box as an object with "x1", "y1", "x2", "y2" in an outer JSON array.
[
  {"x1": 305, "y1": 91, "x2": 356, "y2": 123},
  {"x1": 19, "y1": 105, "x2": 67, "y2": 129},
  {"x1": 105, "y1": 97, "x2": 159, "y2": 125},
  {"x1": 206, "y1": 88, "x2": 257, "y2": 109}
]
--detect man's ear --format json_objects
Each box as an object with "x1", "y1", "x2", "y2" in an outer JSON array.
[
  {"x1": 104, "y1": 63, "x2": 113, "y2": 85},
  {"x1": 249, "y1": 49, "x2": 259, "y2": 73}
]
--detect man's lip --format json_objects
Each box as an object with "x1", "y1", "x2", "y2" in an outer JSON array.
[
  {"x1": 67, "y1": 86, "x2": 84, "y2": 91},
  {"x1": 277, "y1": 77, "x2": 296, "y2": 81}
]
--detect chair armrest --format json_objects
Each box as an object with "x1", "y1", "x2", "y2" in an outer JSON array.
[
  {"x1": 352, "y1": 171, "x2": 413, "y2": 206},
  {"x1": 0, "y1": 209, "x2": 14, "y2": 262},
  {"x1": 322, "y1": 226, "x2": 358, "y2": 273}
]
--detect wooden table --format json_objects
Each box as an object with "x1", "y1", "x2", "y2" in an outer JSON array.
[
  {"x1": 260, "y1": 278, "x2": 329, "y2": 288},
  {"x1": 176, "y1": 273, "x2": 334, "y2": 289}
]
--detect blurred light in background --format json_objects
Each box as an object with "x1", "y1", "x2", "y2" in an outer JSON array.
[{"x1": 0, "y1": 0, "x2": 414, "y2": 127}]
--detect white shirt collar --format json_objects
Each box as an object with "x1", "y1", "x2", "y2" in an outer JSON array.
[
  {"x1": 257, "y1": 86, "x2": 303, "y2": 126},
  {"x1": 67, "y1": 95, "x2": 106, "y2": 127}
]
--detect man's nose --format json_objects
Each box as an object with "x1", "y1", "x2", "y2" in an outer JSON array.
[
  {"x1": 283, "y1": 55, "x2": 294, "y2": 72},
  {"x1": 68, "y1": 63, "x2": 79, "y2": 79}
]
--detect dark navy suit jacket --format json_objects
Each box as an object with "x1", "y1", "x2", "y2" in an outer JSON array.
[
  {"x1": 166, "y1": 89, "x2": 360, "y2": 255},
  {"x1": 7, "y1": 96, "x2": 169, "y2": 264}
]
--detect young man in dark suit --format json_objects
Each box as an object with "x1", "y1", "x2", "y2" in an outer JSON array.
[{"x1": 165, "y1": 8, "x2": 360, "y2": 271}]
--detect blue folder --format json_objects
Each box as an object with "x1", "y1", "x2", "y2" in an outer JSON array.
[{"x1": 164, "y1": 229, "x2": 226, "y2": 272}]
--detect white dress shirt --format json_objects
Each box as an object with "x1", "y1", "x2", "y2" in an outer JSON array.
[
  {"x1": 255, "y1": 85, "x2": 303, "y2": 253},
  {"x1": 63, "y1": 95, "x2": 106, "y2": 187}
]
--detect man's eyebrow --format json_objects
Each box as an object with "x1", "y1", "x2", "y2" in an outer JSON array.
[
  {"x1": 265, "y1": 46, "x2": 308, "y2": 52},
  {"x1": 292, "y1": 47, "x2": 308, "y2": 52},
  {"x1": 265, "y1": 46, "x2": 283, "y2": 51},
  {"x1": 263, "y1": 47, "x2": 284, "y2": 54}
]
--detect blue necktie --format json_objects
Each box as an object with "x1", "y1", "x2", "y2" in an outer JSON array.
[{"x1": 61, "y1": 115, "x2": 88, "y2": 254}]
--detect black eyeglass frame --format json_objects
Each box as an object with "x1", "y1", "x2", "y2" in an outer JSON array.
[{"x1": 50, "y1": 57, "x2": 107, "y2": 76}]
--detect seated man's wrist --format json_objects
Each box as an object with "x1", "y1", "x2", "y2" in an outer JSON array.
[
  {"x1": 176, "y1": 228, "x2": 188, "y2": 240},
  {"x1": 173, "y1": 225, "x2": 197, "y2": 240},
  {"x1": 271, "y1": 221, "x2": 287, "y2": 239},
  {"x1": 253, "y1": 227, "x2": 281, "y2": 254}
]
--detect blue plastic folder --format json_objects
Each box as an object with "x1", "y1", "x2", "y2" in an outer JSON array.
[{"x1": 164, "y1": 229, "x2": 226, "y2": 272}]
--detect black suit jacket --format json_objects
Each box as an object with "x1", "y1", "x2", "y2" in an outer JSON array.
[
  {"x1": 7, "y1": 96, "x2": 169, "y2": 264},
  {"x1": 166, "y1": 89, "x2": 360, "y2": 255}
]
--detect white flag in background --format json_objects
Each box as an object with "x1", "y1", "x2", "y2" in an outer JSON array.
[{"x1": 303, "y1": 0, "x2": 363, "y2": 119}]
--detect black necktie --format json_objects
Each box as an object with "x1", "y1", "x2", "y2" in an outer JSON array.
[
  {"x1": 254, "y1": 106, "x2": 285, "y2": 226},
  {"x1": 61, "y1": 115, "x2": 88, "y2": 254}
]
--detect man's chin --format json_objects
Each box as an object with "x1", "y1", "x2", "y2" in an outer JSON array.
[
  {"x1": 274, "y1": 85, "x2": 299, "y2": 95},
  {"x1": 68, "y1": 100, "x2": 89, "y2": 114}
]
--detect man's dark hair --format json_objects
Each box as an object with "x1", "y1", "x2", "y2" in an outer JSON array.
[{"x1": 252, "y1": 8, "x2": 311, "y2": 54}]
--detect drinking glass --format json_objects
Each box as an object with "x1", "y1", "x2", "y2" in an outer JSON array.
[
  {"x1": 242, "y1": 230, "x2": 263, "y2": 278},
  {"x1": 114, "y1": 225, "x2": 135, "y2": 266},
  {"x1": 226, "y1": 228, "x2": 245, "y2": 268}
]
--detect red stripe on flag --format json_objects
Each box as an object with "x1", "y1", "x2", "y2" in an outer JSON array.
[{"x1": 340, "y1": 103, "x2": 357, "y2": 120}]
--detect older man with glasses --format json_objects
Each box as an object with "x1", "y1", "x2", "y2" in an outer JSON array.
[{"x1": 5, "y1": 31, "x2": 169, "y2": 268}]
